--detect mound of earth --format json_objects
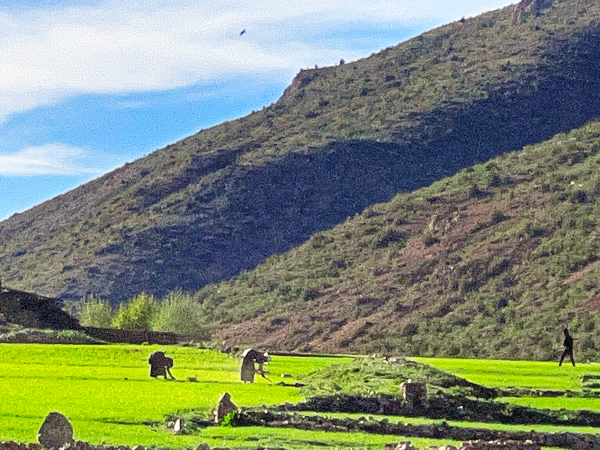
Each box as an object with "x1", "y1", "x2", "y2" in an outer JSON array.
[{"x1": 299, "y1": 357, "x2": 497, "y2": 399}]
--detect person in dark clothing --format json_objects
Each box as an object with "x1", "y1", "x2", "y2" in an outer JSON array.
[{"x1": 559, "y1": 328, "x2": 575, "y2": 367}]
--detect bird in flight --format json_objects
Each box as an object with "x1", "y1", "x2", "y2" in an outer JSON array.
[{"x1": 240, "y1": 29, "x2": 246, "y2": 36}]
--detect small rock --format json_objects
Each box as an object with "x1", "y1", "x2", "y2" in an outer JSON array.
[
  {"x1": 195, "y1": 445, "x2": 210, "y2": 450},
  {"x1": 173, "y1": 418, "x2": 184, "y2": 435},
  {"x1": 166, "y1": 421, "x2": 175, "y2": 429},
  {"x1": 188, "y1": 377, "x2": 198, "y2": 382},
  {"x1": 133, "y1": 446, "x2": 145, "y2": 450},
  {"x1": 38, "y1": 412, "x2": 74, "y2": 449}
]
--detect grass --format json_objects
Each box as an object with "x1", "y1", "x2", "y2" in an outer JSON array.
[
  {"x1": 4, "y1": 345, "x2": 600, "y2": 449},
  {"x1": 0, "y1": 344, "x2": 350, "y2": 446},
  {"x1": 415, "y1": 357, "x2": 595, "y2": 391}
]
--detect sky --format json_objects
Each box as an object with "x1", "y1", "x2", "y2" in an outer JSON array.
[{"x1": 0, "y1": 0, "x2": 517, "y2": 221}]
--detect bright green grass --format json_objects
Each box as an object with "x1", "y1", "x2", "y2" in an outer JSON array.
[
  {"x1": 415, "y1": 357, "x2": 598, "y2": 391},
  {"x1": 0, "y1": 344, "x2": 351, "y2": 446},
  {"x1": 5, "y1": 347, "x2": 600, "y2": 449}
]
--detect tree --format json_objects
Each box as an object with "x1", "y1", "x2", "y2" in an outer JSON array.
[
  {"x1": 78, "y1": 297, "x2": 113, "y2": 328},
  {"x1": 152, "y1": 290, "x2": 210, "y2": 340},
  {"x1": 112, "y1": 293, "x2": 158, "y2": 330}
]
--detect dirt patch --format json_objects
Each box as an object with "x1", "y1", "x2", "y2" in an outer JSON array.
[
  {"x1": 564, "y1": 260, "x2": 600, "y2": 285},
  {"x1": 581, "y1": 293, "x2": 600, "y2": 311}
]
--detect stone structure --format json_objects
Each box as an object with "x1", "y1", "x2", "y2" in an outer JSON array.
[
  {"x1": 233, "y1": 408, "x2": 600, "y2": 449},
  {"x1": 400, "y1": 381, "x2": 427, "y2": 406},
  {"x1": 214, "y1": 392, "x2": 237, "y2": 423},
  {"x1": 37, "y1": 412, "x2": 74, "y2": 449}
]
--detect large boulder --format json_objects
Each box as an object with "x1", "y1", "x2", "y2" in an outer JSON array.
[{"x1": 37, "y1": 412, "x2": 74, "y2": 449}]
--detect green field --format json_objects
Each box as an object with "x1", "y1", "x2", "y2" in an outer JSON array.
[
  {"x1": 0, "y1": 344, "x2": 355, "y2": 447},
  {"x1": 415, "y1": 357, "x2": 596, "y2": 391},
  {"x1": 3, "y1": 345, "x2": 600, "y2": 449}
]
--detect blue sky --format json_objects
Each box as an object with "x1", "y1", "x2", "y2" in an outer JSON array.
[{"x1": 0, "y1": 0, "x2": 516, "y2": 221}]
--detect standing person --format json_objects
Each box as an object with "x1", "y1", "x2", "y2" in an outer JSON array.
[{"x1": 559, "y1": 328, "x2": 575, "y2": 367}]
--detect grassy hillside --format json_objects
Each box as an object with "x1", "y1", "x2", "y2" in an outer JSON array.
[
  {"x1": 1, "y1": 0, "x2": 600, "y2": 303},
  {"x1": 199, "y1": 120, "x2": 600, "y2": 360}
]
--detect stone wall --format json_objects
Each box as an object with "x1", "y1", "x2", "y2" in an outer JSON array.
[
  {"x1": 81, "y1": 327, "x2": 180, "y2": 345},
  {"x1": 289, "y1": 393, "x2": 600, "y2": 427},
  {"x1": 233, "y1": 409, "x2": 600, "y2": 449}
]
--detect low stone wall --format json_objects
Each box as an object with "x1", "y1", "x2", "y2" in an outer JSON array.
[
  {"x1": 287, "y1": 393, "x2": 600, "y2": 427},
  {"x1": 459, "y1": 441, "x2": 541, "y2": 450},
  {"x1": 500, "y1": 388, "x2": 600, "y2": 398},
  {"x1": 233, "y1": 409, "x2": 599, "y2": 449},
  {"x1": 81, "y1": 327, "x2": 181, "y2": 345}
]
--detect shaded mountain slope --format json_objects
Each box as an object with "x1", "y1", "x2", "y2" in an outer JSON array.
[
  {"x1": 1, "y1": 0, "x2": 600, "y2": 303},
  {"x1": 202, "y1": 120, "x2": 600, "y2": 360}
]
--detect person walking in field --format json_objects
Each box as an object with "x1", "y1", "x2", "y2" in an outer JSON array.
[{"x1": 559, "y1": 328, "x2": 575, "y2": 367}]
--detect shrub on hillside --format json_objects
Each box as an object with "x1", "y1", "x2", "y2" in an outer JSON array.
[
  {"x1": 490, "y1": 210, "x2": 508, "y2": 224},
  {"x1": 78, "y1": 297, "x2": 114, "y2": 328},
  {"x1": 423, "y1": 235, "x2": 439, "y2": 247},
  {"x1": 112, "y1": 293, "x2": 158, "y2": 330},
  {"x1": 469, "y1": 184, "x2": 492, "y2": 199},
  {"x1": 376, "y1": 229, "x2": 407, "y2": 248},
  {"x1": 151, "y1": 290, "x2": 211, "y2": 339}
]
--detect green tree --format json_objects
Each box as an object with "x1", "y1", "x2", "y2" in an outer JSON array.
[
  {"x1": 112, "y1": 293, "x2": 158, "y2": 330},
  {"x1": 152, "y1": 290, "x2": 211, "y2": 339},
  {"x1": 78, "y1": 297, "x2": 113, "y2": 328}
]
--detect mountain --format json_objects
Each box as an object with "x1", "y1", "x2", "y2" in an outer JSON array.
[
  {"x1": 203, "y1": 119, "x2": 600, "y2": 360},
  {"x1": 1, "y1": 0, "x2": 600, "y2": 307}
]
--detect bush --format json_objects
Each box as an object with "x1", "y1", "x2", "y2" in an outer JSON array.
[
  {"x1": 376, "y1": 229, "x2": 407, "y2": 248},
  {"x1": 423, "y1": 235, "x2": 439, "y2": 247},
  {"x1": 490, "y1": 210, "x2": 508, "y2": 224},
  {"x1": 403, "y1": 322, "x2": 419, "y2": 336},
  {"x1": 112, "y1": 293, "x2": 158, "y2": 330},
  {"x1": 152, "y1": 290, "x2": 211, "y2": 339},
  {"x1": 78, "y1": 297, "x2": 114, "y2": 328},
  {"x1": 469, "y1": 184, "x2": 492, "y2": 199}
]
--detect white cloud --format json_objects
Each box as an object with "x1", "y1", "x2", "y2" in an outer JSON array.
[
  {"x1": 0, "y1": 0, "x2": 516, "y2": 121},
  {"x1": 0, "y1": 144, "x2": 104, "y2": 176}
]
